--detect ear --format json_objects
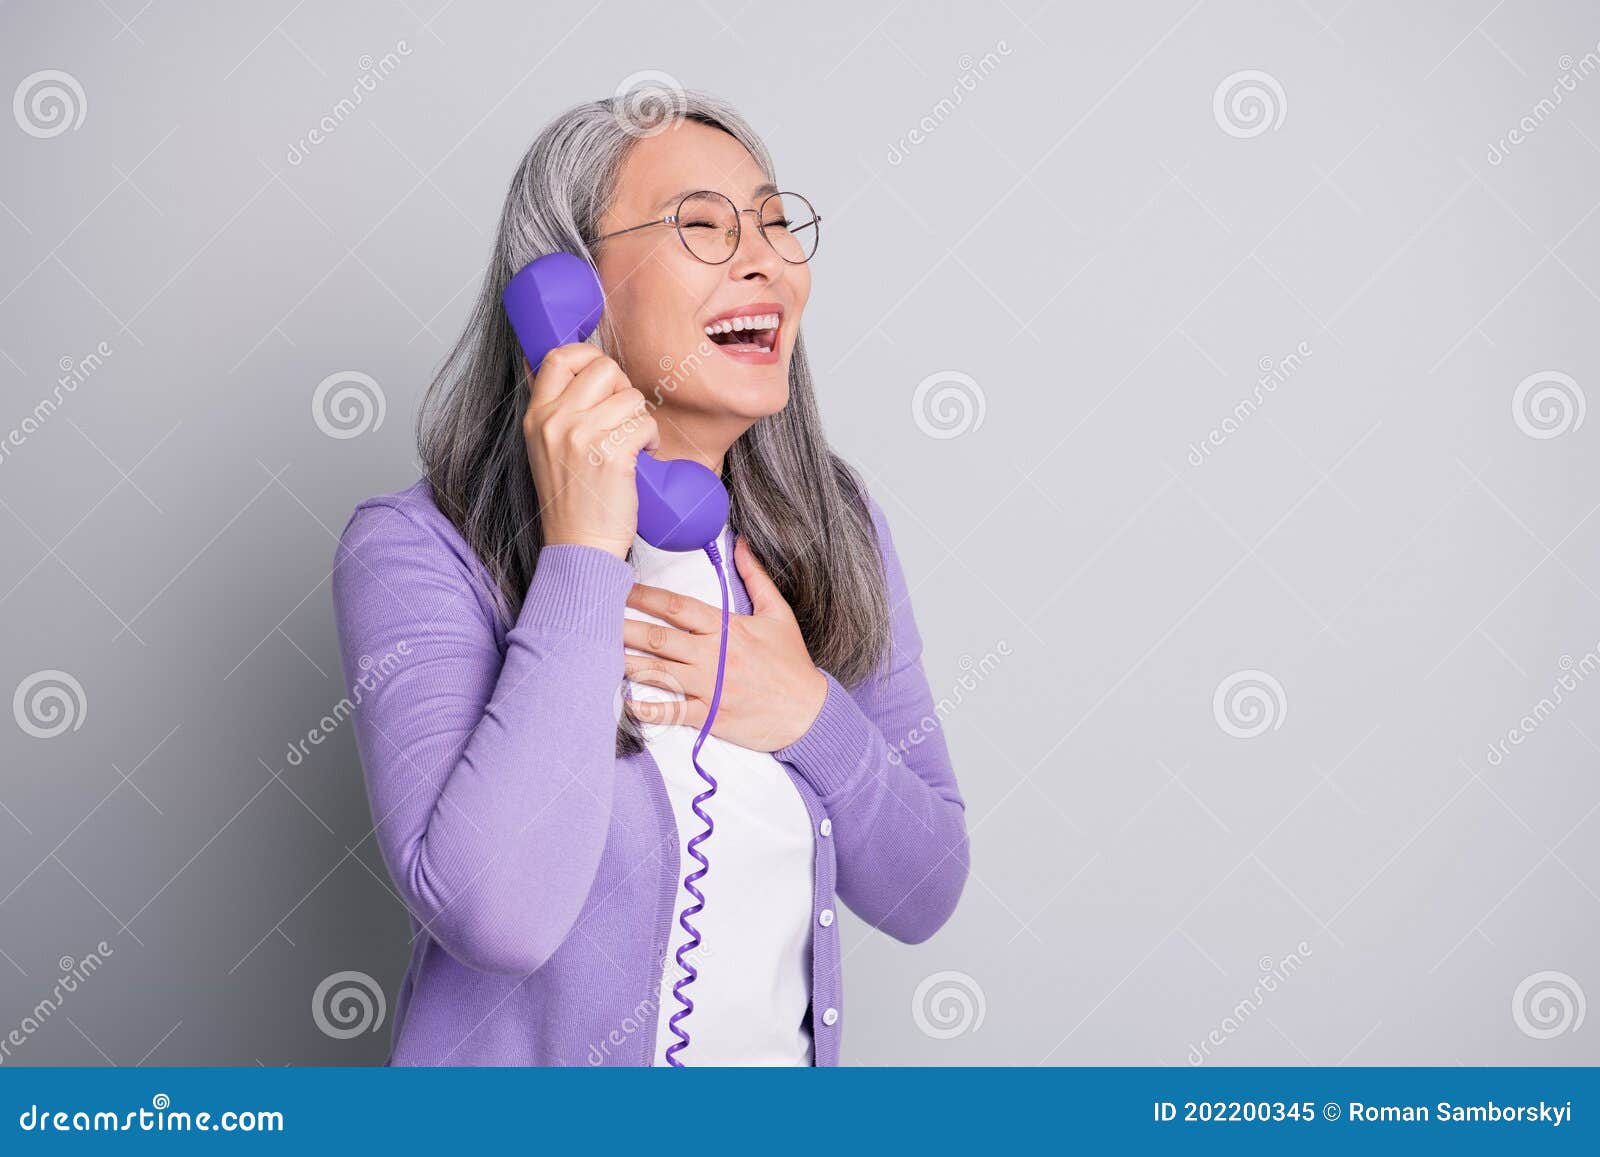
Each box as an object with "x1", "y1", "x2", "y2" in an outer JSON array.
[{"x1": 734, "y1": 535, "x2": 789, "y2": 619}]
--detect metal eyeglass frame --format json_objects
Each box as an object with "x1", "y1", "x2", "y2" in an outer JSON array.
[{"x1": 586, "y1": 189, "x2": 820, "y2": 265}]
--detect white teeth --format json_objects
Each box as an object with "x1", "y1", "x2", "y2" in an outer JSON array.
[{"x1": 703, "y1": 312, "x2": 780, "y2": 336}]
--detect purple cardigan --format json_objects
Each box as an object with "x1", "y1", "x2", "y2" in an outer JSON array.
[{"x1": 329, "y1": 478, "x2": 969, "y2": 1065}]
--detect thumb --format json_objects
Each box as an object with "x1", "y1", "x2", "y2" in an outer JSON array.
[{"x1": 735, "y1": 535, "x2": 788, "y2": 618}]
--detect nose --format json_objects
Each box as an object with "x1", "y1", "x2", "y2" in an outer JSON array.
[{"x1": 725, "y1": 210, "x2": 784, "y2": 283}]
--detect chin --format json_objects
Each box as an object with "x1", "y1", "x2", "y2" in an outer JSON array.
[{"x1": 709, "y1": 369, "x2": 790, "y2": 420}]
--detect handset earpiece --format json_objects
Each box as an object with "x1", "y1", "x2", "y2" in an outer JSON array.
[{"x1": 502, "y1": 252, "x2": 729, "y2": 553}]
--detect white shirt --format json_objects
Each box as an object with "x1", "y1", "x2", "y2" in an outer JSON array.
[{"x1": 623, "y1": 526, "x2": 816, "y2": 1066}]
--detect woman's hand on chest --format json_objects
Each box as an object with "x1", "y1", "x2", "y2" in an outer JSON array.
[{"x1": 623, "y1": 535, "x2": 827, "y2": 752}]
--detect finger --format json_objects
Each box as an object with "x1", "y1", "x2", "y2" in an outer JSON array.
[
  {"x1": 629, "y1": 695, "x2": 709, "y2": 730},
  {"x1": 627, "y1": 583, "x2": 720, "y2": 634},
  {"x1": 576, "y1": 390, "x2": 654, "y2": 463},
  {"x1": 601, "y1": 414, "x2": 660, "y2": 466},
  {"x1": 734, "y1": 535, "x2": 790, "y2": 619},
  {"x1": 582, "y1": 386, "x2": 649, "y2": 432},
  {"x1": 623, "y1": 618, "x2": 700, "y2": 662},
  {"x1": 527, "y1": 342, "x2": 606, "y2": 408},
  {"x1": 624, "y1": 655, "x2": 702, "y2": 697},
  {"x1": 555, "y1": 350, "x2": 635, "y2": 414}
]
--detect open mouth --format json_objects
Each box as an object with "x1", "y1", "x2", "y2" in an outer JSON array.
[{"x1": 703, "y1": 307, "x2": 782, "y2": 356}]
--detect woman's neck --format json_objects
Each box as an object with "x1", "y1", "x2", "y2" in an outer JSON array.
[{"x1": 650, "y1": 414, "x2": 744, "y2": 476}]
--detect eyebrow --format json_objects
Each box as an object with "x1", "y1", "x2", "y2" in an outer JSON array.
[{"x1": 653, "y1": 183, "x2": 780, "y2": 212}]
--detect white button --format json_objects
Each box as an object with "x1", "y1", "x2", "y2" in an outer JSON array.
[
  {"x1": 818, "y1": 908, "x2": 834, "y2": 927},
  {"x1": 818, "y1": 818, "x2": 832, "y2": 837},
  {"x1": 821, "y1": 1007, "x2": 838, "y2": 1026}
]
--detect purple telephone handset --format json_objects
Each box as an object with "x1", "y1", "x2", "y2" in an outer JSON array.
[
  {"x1": 503, "y1": 251, "x2": 730, "y2": 1067},
  {"x1": 502, "y1": 252, "x2": 729, "y2": 551}
]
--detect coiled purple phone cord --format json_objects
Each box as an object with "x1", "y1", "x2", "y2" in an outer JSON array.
[{"x1": 663, "y1": 536, "x2": 731, "y2": 1067}]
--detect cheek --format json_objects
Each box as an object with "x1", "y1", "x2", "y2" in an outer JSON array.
[
  {"x1": 784, "y1": 281, "x2": 810, "y2": 350},
  {"x1": 788, "y1": 267, "x2": 812, "y2": 312},
  {"x1": 598, "y1": 269, "x2": 692, "y2": 357}
]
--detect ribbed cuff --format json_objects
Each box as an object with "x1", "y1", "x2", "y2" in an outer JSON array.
[
  {"x1": 513, "y1": 543, "x2": 636, "y2": 646},
  {"x1": 772, "y1": 670, "x2": 875, "y2": 798}
]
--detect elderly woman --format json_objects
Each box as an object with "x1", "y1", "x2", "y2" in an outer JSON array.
[{"x1": 331, "y1": 88, "x2": 968, "y2": 1066}]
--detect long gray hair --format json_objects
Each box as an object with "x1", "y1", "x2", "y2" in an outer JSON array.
[{"x1": 416, "y1": 87, "x2": 889, "y2": 755}]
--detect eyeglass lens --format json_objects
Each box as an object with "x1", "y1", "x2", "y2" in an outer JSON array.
[{"x1": 675, "y1": 191, "x2": 818, "y2": 264}]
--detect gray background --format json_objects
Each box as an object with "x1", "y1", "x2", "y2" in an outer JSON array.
[{"x1": 1, "y1": 0, "x2": 1596, "y2": 1066}]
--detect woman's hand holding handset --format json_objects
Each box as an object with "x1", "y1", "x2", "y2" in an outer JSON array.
[{"x1": 522, "y1": 346, "x2": 658, "y2": 561}]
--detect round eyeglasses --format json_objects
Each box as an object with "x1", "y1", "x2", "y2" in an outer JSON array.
[{"x1": 588, "y1": 190, "x2": 820, "y2": 265}]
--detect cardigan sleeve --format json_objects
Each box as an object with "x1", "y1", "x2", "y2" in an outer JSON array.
[
  {"x1": 330, "y1": 498, "x2": 635, "y2": 976},
  {"x1": 772, "y1": 492, "x2": 971, "y2": 943}
]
